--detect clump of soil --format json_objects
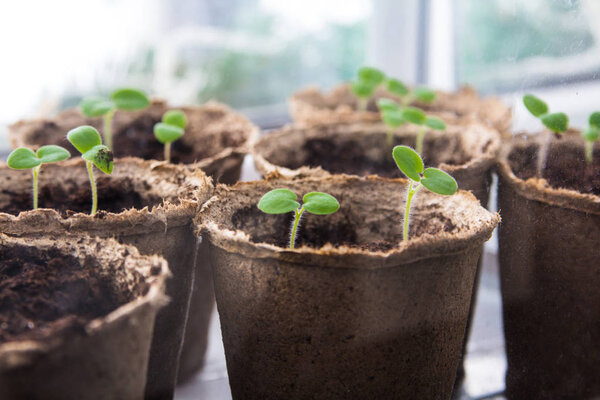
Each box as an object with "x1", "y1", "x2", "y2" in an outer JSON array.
[
  {"x1": 0, "y1": 176, "x2": 162, "y2": 216},
  {"x1": 509, "y1": 140, "x2": 600, "y2": 196},
  {"x1": 0, "y1": 245, "x2": 132, "y2": 342}
]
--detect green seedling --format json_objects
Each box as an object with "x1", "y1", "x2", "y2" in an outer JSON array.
[
  {"x1": 6, "y1": 145, "x2": 70, "y2": 209},
  {"x1": 377, "y1": 98, "x2": 404, "y2": 148},
  {"x1": 386, "y1": 78, "x2": 436, "y2": 106},
  {"x1": 66, "y1": 126, "x2": 114, "y2": 216},
  {"x1": 258, "y1": 189, "x2": 340, "y2": 249},
  {"x1": 522, "y1": 94, "x2": 569, "y2": 176},
  {"x1": 153, "y1": 110, "x2": 187, "y2": 163},
  {"x1": 80, "y1": 88, "x2": 150, "y2": 151},
  {"x1": 393, "y1": 145, "x2": 457, "y2": 241},
  {"x1": 351, "y1": 66, "x2": 386, "y2": 111},
  {"x1": 582, "y1": 112, "x2": 600, "y2": 164}
]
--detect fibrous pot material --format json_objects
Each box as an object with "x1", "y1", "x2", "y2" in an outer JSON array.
[
  {"x1": 9, "y1": 99, "x2": 258, "y2": 183},
  {"x1": 498, "y1": 132, "x2": 600, "y2": 400},
  {"x1": 289, "y1": 84, "x2": 511, "y2": 134},
  {"x1": 0, "y1": 234, "x2": 168, "y2": 400},
  {"x1": 197, "y1": 174, "x2": 499, "y2": 400},
  {"x1": 0, "y1": 157, "x2": 213, "y2": 400}
]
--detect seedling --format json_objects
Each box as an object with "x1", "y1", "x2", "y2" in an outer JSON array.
[
  {"x1": 153, "y1": 110, "x2": 187, "y2": 163},
  {"x1": 66, "y1": 126, "x2": 114, "y2": 216},
  {"x1": 386, "y1": 78, "x2": 436, "y2": 107},
  {"x1": 351, "y1": 66, "x2": 386, "y2": 111},
  {"x1": 522, "y1": 94, "x2": 569, "y2": 176},
  {"x1": 6, "y1": 145, "x2": 70, "y2": 209},
  {"x1": 582, "y1": 112, "x2": 600, "y2": 164},
  {"x1": 377, "y1": 98, "x2": 404, "y2": 147},
  {"x1": 257, "y1": 189, "x2": 340, "y2": 249},
  {"x1": 393, "y1": 145, "x2": 457, "y2": 241},
  {"x1": 80, "y1": 88, "x2": 150, "y2": 151}
]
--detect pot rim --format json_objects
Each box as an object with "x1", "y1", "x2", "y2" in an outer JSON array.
[
  {"x1": 0, "y1": 234, "x2": 169, "y2": 370},
  {"x1": 196, "y1": 173, "x2": 500, "y2": 269}
]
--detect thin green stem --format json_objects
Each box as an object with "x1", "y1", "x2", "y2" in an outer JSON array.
[
  {"x1": 386, "y1": 127, "x2": 394, "y2": 149},
  {"x1": 103, "y1": 109, "x2": 115, "y2": 151},
  {"x1": 289, "y1": 207, "x2": 304, "y2": 249},
  {"x1": 416, "y1": 126, "x2": 425, "y2": 156},
  {"x1": 165, "y1": 142, "x2": 171, "y2": 163},
  {"x1": 357, "y1": 97, "x2": 367, "y2": 112},
  {"x1": 403, "y1": 181, "x2": 421, "y2": 241},
  {"x1": 32, "y1": 166, "x2": 40, "y2": 210},
  {"x1": 585, "y1": 140, "x2": 594, "y2": 164},
  {"x1": 402, "y1": 94, "x2": 413, "y2": 107},
  {"x1": 86, "y1": 161, "x2": 98, "y2": 216}
]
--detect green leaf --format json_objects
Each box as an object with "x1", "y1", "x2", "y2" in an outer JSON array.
[
  {"x1": 7, "y1": 148, "x2": 41, "y2": 169},
  {"x1": 414, "y1": 87, "x2": 436, "y2": 103},
  {"x1": 523, "y1": 94, "x2": 548, "y2": 118},
  {"x1": 154, "y1": 123, "x2": 184, "y2": 144},
  {"x1": 583, "y1": 127, "x2": 599, "y2": 142},
  {"x1": 393, "y1": 145, "x2": 423, "y2": 182},
  {"x1": 377, "y1": 98, "x2": 399, "y2": 112},
  {"x1": 303, "y1": 192, "x2": 340, "y2": 215},
  {"x1": 258, "y1": 189, "x2": 300, "y2": 214},
  {"x1": 402, "y1": 107, "x2": 427, "y2": 125},
  {"x1": 163, "y1": 110, "x2": 187, "y2": 128},
  {"x1": 425, "y1": 116, "x2": 446, "y2": 131},
  {"x1": 421, "y1": 168, "x2": 457, "y2": 195},
  {"x1": 80, "y1": 97, "x2": 114, "y2": 117},
  {"x1": 111, "y1": 88, "x2": 150, "y2": 111},
  {"x1": 382, "y1": 110, "x2": 405, "y2": 128},
  {"x1": 589, "y1": 111, "x2": 600, "y2": 129},
  {"x1": 541, "y1": 112, "x2": 568, "y2": 133},
  {"x1": 357, "y1": 66, "x2": 385, "y2": 86},
  {"x1": 387, "y1": 79, "x2": 409, "y2": 97},
  {"x1": 36, "y1": 145, "x2": 70, "y2": 164},
  {"x1": 67, "y1": 125, "x2": 102, "y2": 154},
  {"x1": 351, "y1": 80, "x2": 375, "y2": 98},
  {"x1": 82, "y1": 145, "x2": 113, "y2": 174}
]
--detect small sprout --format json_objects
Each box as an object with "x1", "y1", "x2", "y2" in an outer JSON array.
[
  {"x1": 153, "y1": 110, "x2": 187, "y2": 163},
  {"x1": 583, "y1": 111, "x2": 600, "y2": 164},
  {"x1": 400, "y1": 107, "x2": 446, "y2": 156},
  {"x1": 522, "y1": 94, "x2": 569, "y2": 176},
  {"x1": 393, "y1": 145, "x2": 457, "y2": 241},
  {"x1": 387, "y1": 79, "x2": 409, "y2": 97},
  {"x1": 385, "y1": 77, "x2": 436, "y2": 106},
  {"x1": 67, "y1": 126, "x2": 114, "y2": 216},
  {"x1": 6, "y1": 145, "x2": 70, "y2": 209},
  {"x1": 258, "y1": 189, "x2": 340, "y2": 249},
  {"x1": 351, "y1": 66, "x2": 386, "y2": 111},
  {"x1": 379, "y1": 99, "x2": 404, "y2": 147},
  {"x1": 80, "y1": 88, "x2": 150, "y2": 151}
]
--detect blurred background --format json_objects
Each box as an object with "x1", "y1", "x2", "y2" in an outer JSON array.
[{"x1": 0, "y1": 1, "x2": 598, "y2": 398}]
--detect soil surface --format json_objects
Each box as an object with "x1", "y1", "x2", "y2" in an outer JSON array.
[
  {"x1": 0, "y1": 176, "x2": 162, "y2": 216},
  {"x1": 509, "y1": 140, "x2": 600, "y2": 195},
  {"x1": 0, "y1": 245, "x2": 132, "y2": 342},
  {"x1": 231, "y1": 206, "x2": 456, "y2": 251}
]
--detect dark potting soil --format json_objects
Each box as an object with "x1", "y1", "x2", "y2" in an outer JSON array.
[
  {"x1": 509, "y1": 140, "x2": 600, "y2": 196},
  {"x1": 0, "y1": 176, "x2": 162, "y2": 216},
  {"x1": 0, "y1": 245, "x2": 133, "y2": 342},
  {"x1": 231, "y1": 206, "x2": 456, "y2": 251},
  {"x1": 285, "y1": 136, "x2": 469, "y2": 178}
]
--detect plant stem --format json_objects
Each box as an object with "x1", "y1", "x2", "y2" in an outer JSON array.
[
  {"x1": 32, "y1": 166, "x2": 40, "y2": 210},
  {"x1": 86, "y1": 161, "x2": 98, "y2": 216},
  {"x1": 585, "y1": 140, "x2": 594, "y2": 164},
  {"x1": 536, "y1": 129, "x2": 550, "y2": 177},
  {"x1": 164, "y1": 142, "x2": 171, "y2": 163},
  {"x1": 357, "y1": 98, "x2": 367, "y2": 112},
  {"x1": 416, "y1": 126, "x2": 425, "y2": 156},
  {"x1": 403, "y1": 180, "x2": 421, "y2": 241},
  {"x1": 289, "y1": 207, "x2": 305, "y2": 249},
  {"x1": 386, "y1": 127, "x2": 394, "y2": 149},
  {"x1": 103, "y1": 109, "x2": 115, "y2": 151}
]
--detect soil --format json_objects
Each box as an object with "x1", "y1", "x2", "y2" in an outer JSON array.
[
  {"x1": 509, "y1": 139, "x2": 600, "y2": 195},
  {"x1": 0, "y1": 245, "x2": 134, "y2": 342},
  {"x1": 0, "y1": 176, "x2": 162, "y2": 216},
  {"x1": 231, "y1": 206, "x2": 456, "y2": 251}
]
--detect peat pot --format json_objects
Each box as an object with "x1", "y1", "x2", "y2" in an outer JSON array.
[
  {"x1": 289, "y1": 84, "x2": 511, "y2": 134},
  {"x1": 498, "y1": 131, "x2": 600, "y2": 400},
  {"x1": 0, "y1": 234, "x2": 168, "y2": 400},
  {"x1": 0, "y1": 158, "x2": 212, "y2": 400},
  {"x1": 197, "y1": 174, "x2": 499, "y2": 400}
]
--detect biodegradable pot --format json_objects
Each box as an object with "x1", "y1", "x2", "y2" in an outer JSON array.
[
  {"x1": 289, "y1": 84, "x2": 511, "y2": 134},
  {"x1": 498, "y1": 131, "x2": 600, "y2": 400},
  {"x1": 0, "y1": 158, "x2": 213, "y2": 400},
  {"x1": 0, "y1": 234, "x2": 168, "y2": 400},
  {"x1": 197, "y1": 174, "x2": 499, "y2": 400}
]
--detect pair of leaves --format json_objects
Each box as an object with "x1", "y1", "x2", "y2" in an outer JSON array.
[
  {"x1": 392, "y1": 145, "x2": 457, "y2": 195},
  {"x1": 154, "y1": 110, "x2": 187, "y2": 144},
  {"x1": 258, "y1": 189, "x2": 340, "y2": 215},
  {"x1": 387, "y1": 79, "x2": 436, "y2": 103},
  {"x1": 380, "y1": 104, "x2": 446, "y2": 131},
  {"x1": 522, "y1": 94, "x2": 568, "y2": 133},
  {"x1": 81, "y1": 88, "x2": 150, "y2": 117},
  {"x1": 67, "y1": 126, "x2": 114, "y2": 174},
  {"x1": 7, "y1": 145, "x2": 70, "y2": 170},
  {"x1": 351, "y1": 66, "x2": 386, "y2": 99}
]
